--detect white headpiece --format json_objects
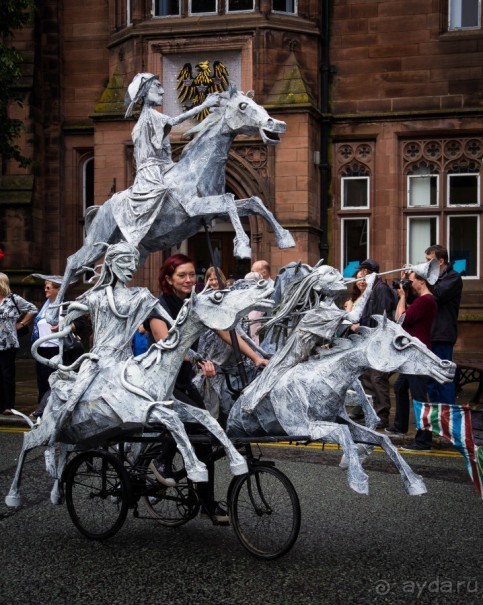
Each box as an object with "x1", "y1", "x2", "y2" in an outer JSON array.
[{"x1": 124, "y1": 73, "x2": 159, "y2": 118}]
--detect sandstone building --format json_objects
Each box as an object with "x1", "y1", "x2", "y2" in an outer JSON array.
[{"x1": 1, "y1": 0, "x2": 482, "y2": 350}]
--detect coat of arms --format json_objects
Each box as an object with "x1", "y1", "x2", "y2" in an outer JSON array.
[{"x1": 177, "y1": 60, "x2": 230, "y2": 120}]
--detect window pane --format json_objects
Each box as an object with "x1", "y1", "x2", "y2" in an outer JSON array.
[
  {"x1": 449, "y1": 215, "x2": 478, "y2": 276},
  {"x1": 342, "y1": 177, "x2": 369, "y2": 208},
  {"x1": 272, "y1": 0, "x2": 296, "y2": 13},
  {"x1": 448, "y1": 174, "x2": 479, "y2": 205},
  {"x1": 342, "y1": 219, "x2": 368, "y2": 270},
  {"x1": 83, "y1": 158, "x2": 94, "y2": 211},
  {"x1": 408, "y1": 217, "x2": 437, "y2": 264},
  {"x1": 408, "y1": 175, "x2": 438, "y2": 207},
  {"x1": 228, "y1": 0, "x2": 253, "y2": 10},
  {"x1": 449, "y1": 0, "x2": 480, "y2": 28},
  {"x1": 191, "y1": 0, "x2": 217, "y2": 13},
  {"x1": 154, "y1": 0, "x2": 180, "y2": 15}
]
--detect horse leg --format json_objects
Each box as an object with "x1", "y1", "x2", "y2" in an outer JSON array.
[
  {"x1": 171, "y1": 401, "x2": 248, "y2": 476},
  {"x1": 147, "y1": 404, "x2": 208, "y2": 483},
  {"x1": 235, "y1": 197, "x2": 295, "y2": 249},
  {"x1": 46, "y1": 202, "x2": 119, "y2": 324},
  {"x1": 279, "y1": 416, "x2": 369, "y2": 495},
  {"x1": 49, "y1": 444, "x2": 71, "y2": 505},
  {"x1": 352, "y1": 378, "x2": 379, "y2": 430},
  {"x1": 187, "y1": 194, "x2": 251, "y2": 258},
  {"x1": 344, "y1": 419, "x2": 427, "y2": 496},
  {"x1": 5, "y1": 421, "x2": 53, "y2": 507}
]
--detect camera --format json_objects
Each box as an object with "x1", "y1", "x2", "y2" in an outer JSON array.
[{"x1": 392, "y1": 278, "x2": 412, "y2": 291}]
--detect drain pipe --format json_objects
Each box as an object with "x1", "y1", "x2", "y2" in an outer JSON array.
[{"x1": 319, "y1": 0, "x2": 333, "y2": 262}]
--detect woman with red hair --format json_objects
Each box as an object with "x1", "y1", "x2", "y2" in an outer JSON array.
[{"x1": 148, "y1": 254, "x2": 266, "y2": 524}]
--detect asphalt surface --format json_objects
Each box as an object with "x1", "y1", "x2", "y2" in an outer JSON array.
[{"x1": 1, "y1": 430, "x2": 482, "y2": 605}]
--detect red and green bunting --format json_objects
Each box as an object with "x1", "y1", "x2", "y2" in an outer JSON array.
[{"x1": 413, "y1": 401, "x2": 483, "y2": 500}]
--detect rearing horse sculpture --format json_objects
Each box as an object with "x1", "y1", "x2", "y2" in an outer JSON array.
[{"x1": 48, "y1": 89, "x2": 294, "y2": 320}]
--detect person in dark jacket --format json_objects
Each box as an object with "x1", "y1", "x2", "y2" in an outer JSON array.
[
  {"x1": 352, "y1": 259, "x2": 398, "y2": 429},
  {"x1": 424, "y1": 244, "x2": 463, "y2": 405},
  {"x1": 147, "y1": 254, "x2": 266, "y2": 525}
]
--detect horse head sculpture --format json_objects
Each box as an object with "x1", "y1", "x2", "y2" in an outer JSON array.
[
  {"x1": 361, "y1": 314, "x2": 456, "y2": 383},
  {"x1": 183, "y1": 88, "x2": 286, "y2": 144}
]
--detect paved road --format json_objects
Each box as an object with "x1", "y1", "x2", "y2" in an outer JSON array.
[{"x1": 0, "y1": 430, "x2": 482, "y2": 605}]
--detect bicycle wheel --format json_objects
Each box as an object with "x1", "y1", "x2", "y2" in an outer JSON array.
[
  {"x1": 143, "y1": 453, "x2": 199, "y2": 526},
  {"x1": 230, "y1": 464, "x2": 301, "y2": 560},
  {"x1": 64, "y1": 450, "x2": 130, "y2": 540}
]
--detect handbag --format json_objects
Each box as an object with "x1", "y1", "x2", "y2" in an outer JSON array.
[
  {"x1": 10, "y1": 294, "x2": 30, "y2": 337},
  {"x1": 63, "y1": 331, "x2": 82, "y2": 351},
  {"x1": 62, "y1": 331, "x2": 84, "y2": 365}
]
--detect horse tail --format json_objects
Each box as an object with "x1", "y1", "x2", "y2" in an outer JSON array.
[
  {"x1": 31, "y1": 326, "x2": 73, "y2": 369},
  {"x1": 120, "y1": 359, "x2": 155, "y2": 401},
  {"x1": 9, "y1": 409, "x2": 35, "y2": 428},
  {"x1": 84, "y1": 205, "x2": 100, "y2": 235}
]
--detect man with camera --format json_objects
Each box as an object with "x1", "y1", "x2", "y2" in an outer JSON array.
[
  {"x1": 351, "y1": 259, "x2": 397, "y2": 429},
  {"x1": 386, "y1": 266, "x2": 438, "y2": 451},
  {"x1": 424, "y1": 244, "x2": 463, "y2": 406}
]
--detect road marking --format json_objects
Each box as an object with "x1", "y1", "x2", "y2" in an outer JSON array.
[
  {"x1": 0, "y1": 429, "x2": 463, "y2": 459},
  {"x1": 257, "y1": 441, "x2": 463, "y2": 459}
]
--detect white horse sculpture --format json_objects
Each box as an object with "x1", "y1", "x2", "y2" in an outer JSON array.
[
  {"x1": 46, "y1": 89, "x2": 294, "y2": 321},
  {"x1": 5, "y1": 280, "x2": 274, "y2": 508},
  {"x1": 227, "y1": 315, "x2": 456, "y2": 496}
]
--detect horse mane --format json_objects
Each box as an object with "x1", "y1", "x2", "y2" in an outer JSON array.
[
  {"x1": 181, "y1": 91, "x2": 232, "y2": 144},
  {"x1": 260, "y1": 264, "x2": 328, "y2": 340}
]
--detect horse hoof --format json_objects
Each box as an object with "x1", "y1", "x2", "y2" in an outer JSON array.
[
  {"x1": 348, "y1": 474, "x2": 369, "y2": 495},
  {"x1": 407, "y1": 479, "x2": 427, "y2": 496},
  {"x1": 233, "y1": 238, "x2": 252, "y2": 259},
  {"x1": 51, "y1": 493, "x2": 64, "y2": 505},
  {"x1": 187, "y1": 466, "x2": 208, "y2": 483},
  {"x1": 277, "y1": 230, "x2": 296, "y2": 249},
  {"x1": 5, "y1": 494, "x2": 21, "y2": 508},
  {"x1": 350, "y1": 482, "x2": 369, "y2": 495},
  {"x1": 230, "y1": 460, "x2": 248, "y2": 475}
]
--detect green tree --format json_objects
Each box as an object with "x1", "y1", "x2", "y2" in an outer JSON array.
[{"x1": 0, "y1": 0, "x2": 36, "y2": 168}]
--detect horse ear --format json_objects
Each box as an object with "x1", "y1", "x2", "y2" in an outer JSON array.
[
  {"x1": 313, "y1": 258, "x2": 325, "y2": 269},
  {"x1": 229, "y1": 82, "x2": 238, "y2": 97},
  {"x1": 371, "y1": 314, "x2": 385, "y2": 328}
]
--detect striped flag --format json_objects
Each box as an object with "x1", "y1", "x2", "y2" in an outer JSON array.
[{"x1": 413, "y1": 400, "x2": 483, "y2": 500}]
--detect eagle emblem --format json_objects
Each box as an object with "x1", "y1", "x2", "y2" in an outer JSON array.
[{"x1": 176, "y1": 60, "x2": 230, "y2": 121}]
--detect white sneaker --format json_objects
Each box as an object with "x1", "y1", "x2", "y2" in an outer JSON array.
[{"x1": 149, "y1": 461, "x2": 177, "y2": 487}]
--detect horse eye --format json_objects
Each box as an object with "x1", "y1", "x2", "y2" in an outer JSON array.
[
  {"x1": 211, "y1": 291, "x2": 224, "y2": 303},
  {"x1": 239, "y1": 102, "x2": 248, "y2": 111},
  {"x1": 394, "y1": 335, "x2": 411, "y2": 350}
]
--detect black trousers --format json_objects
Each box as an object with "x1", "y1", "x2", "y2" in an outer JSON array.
[
  {"x1": 393, "y1": 373, "x2": 433, "y2": 447},
  {"x1": 166, "y1": 386, "x2": 217, "y2": 512},
  {"x1": 361, "y1": 369, "x2": 392, "y2": 421},
  {"x1": 36, "y1": 346, "x2": 59, "y2": 403},
  {"x1": 0, "y1": 348, "x2": 17, "y2": 412}
]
